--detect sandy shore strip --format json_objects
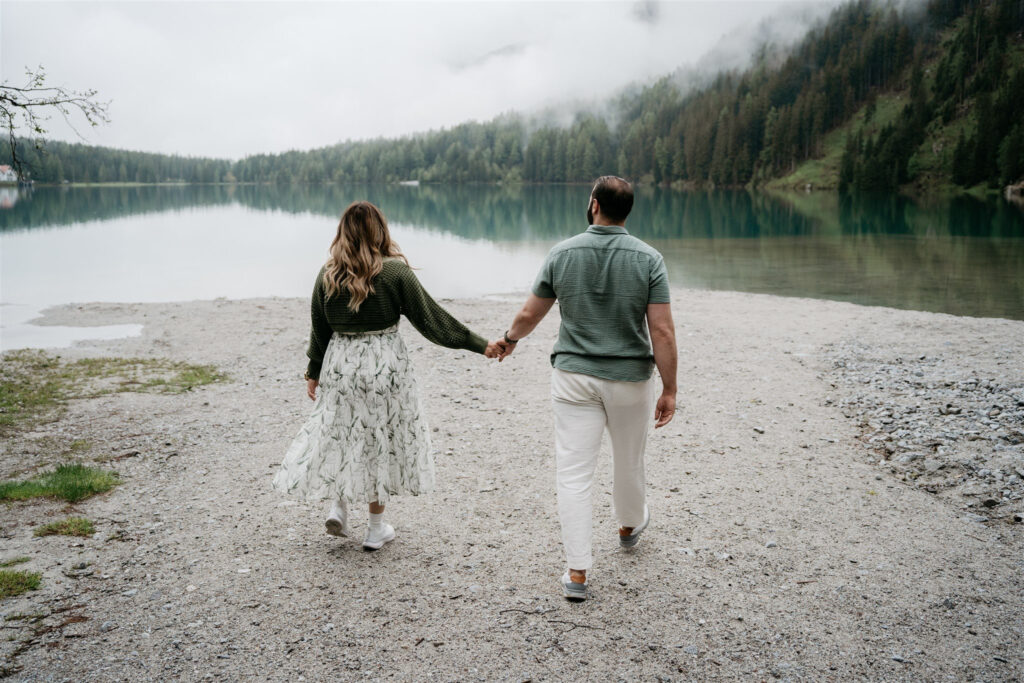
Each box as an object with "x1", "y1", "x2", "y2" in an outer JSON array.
[{"x1": 1, "y1": 289, "x2": 1022, "y2": 680}]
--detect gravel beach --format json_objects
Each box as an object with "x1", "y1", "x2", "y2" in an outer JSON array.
[{"x1": 1, "y1": 290, "x2": 1022, "y2": 681}]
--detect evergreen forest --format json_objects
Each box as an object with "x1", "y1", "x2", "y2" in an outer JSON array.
[{"x1": 4, "y1": 0, "x2": 1023, "y2": 193}]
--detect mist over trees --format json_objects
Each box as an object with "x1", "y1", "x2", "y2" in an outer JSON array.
[
  {"x1": 4, "y1": 0, "x2": 1022, "y2": 192},
  {"x1": 840, "y1": 0, "x2": 1024, "y2": 190}
]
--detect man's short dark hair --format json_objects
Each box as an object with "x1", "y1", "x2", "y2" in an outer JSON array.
[{"x1": 591, "y1": 176, "x2": 634, "y2": 222}]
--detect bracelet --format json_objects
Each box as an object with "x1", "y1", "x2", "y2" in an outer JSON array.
[{"x1": 503, "y1": 330, "x2": 519, "y2": 344}]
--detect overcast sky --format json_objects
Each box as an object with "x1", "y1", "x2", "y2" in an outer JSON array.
[{"x1": 2, "y1": 1, "x2": 841, "y2": 160}]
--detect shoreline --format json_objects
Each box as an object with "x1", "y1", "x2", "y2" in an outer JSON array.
[
  {"x1": 20, "y1": 286, "x2": 1024, "y2": 342},
  {"x1": 15, "y1": 179, "x2": 1016, "y2": 200},
  {"x1": 2, "y1": 289, "x2": 1021, "y2": 679}
]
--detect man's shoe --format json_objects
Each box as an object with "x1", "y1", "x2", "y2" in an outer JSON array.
[
  {"x1": 619, "y1": 504, "x2": 650, "y2": 548},
  {"x1": 362, "y1": 523, "x2": 396, "y2": 550},
  {"x1": 560, "y1": 571, "x2": 589, "y2": 601},
  {"x1": 325, "y1": 499, "x2": 351, "y2": 538}
]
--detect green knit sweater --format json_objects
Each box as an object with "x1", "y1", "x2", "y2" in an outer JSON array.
[{"x1": 305, "y1": 259, "x2": 488, "y2": 380}]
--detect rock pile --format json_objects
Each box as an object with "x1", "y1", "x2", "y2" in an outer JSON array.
[{"x1": 824, "y1": 342, "x2": 1023, "y2": 523}]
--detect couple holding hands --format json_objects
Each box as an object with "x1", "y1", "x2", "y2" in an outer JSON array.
[{"x1": 272, "y1": 176, "x2": 677, "y2": 601}]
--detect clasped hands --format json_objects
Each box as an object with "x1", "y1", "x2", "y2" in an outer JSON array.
[{"x1": 484, "y1": 337, "x2": 516, "y2": 361}]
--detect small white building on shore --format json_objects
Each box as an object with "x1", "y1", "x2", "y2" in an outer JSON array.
[{"x1": 0, "y1": 165, "x2": 18, "y2": 184}]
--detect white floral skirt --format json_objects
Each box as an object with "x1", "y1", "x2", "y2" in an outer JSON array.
[{"x1": 272, "y1": 324, "x2": 434, "y2": 504}]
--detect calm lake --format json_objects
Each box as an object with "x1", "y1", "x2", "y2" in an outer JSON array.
[{"x1": 2, "y1": 184, "x2": 1023, "y2": 350}]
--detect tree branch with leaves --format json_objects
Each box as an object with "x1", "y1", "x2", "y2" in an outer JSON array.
[{"x1": 0, "y1": 66, "x2": 110, "y2": 180}]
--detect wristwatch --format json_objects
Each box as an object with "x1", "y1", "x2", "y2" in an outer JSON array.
[{"x1": 503, "y1": 330, "x2": 519, "y2": 345}]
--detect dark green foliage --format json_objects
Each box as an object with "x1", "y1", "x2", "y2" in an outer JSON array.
[
  {"x1": 998, "y1": 123, "x2": 1024, "y2": 186},
  {"x1": 1, "y1": 139, "x2": 232, "y2": 184},
  {"x1": 5, "y1": 0, "x2": 1022, "y2": 191}
]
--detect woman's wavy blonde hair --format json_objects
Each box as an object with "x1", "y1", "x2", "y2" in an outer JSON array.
[{"x1": 323, "y1": 201, "x2": 408, "y2": 311}]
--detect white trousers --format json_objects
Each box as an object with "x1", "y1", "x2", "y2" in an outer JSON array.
[{"x1": 551, "y1": 368, "x2": 654, "y2": 570}]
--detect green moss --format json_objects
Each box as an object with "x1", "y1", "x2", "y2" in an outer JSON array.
[
  {"x1": 0, "y1": 558, "x2": 30, "y2": 568},
  {"x1": 33, "y1": 517, "x2": 95, "y2": 538},
  {"x1": 0, "y1": 570, "x2": 41, "y2": 599},
  {"x1": 3, "y1": 611, "x2": 45, "y2": 622},
  {"x1": 0, "y1": 465, "x2": 120, "y2": 503},
  {"x1": 0, "y1": 352, "x2": 68, "y2": 432},
  {"x1": 0, "y1": 350, "x2": 227, "y2": 435}
]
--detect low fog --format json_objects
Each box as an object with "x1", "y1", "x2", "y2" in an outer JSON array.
[{"x1": 1, "y1": 1, "x2": 845, "y2": 159}]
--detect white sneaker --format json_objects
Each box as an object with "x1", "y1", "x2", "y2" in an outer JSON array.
[
  {"x1": 560, "y1": 571, "x2": 589, "y2": 601},
  {"x1": 362, "y1": 523, "x2": 396, "y2": 550},
  {"x1": 325, "y1": 499, "x2": 351, "y2": 538},
  {"x1": 619, "y1": 504, "x2": 650, "y2": 548}
]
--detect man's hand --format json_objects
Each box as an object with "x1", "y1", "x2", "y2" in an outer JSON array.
[
  {"x1": 484, "y1": 340, "x2": 502, "y2": 358},
  {"x1": 494, "y1": 338, "x2": 516, "y2": 361},
  {"x1": 654, "y1": 391, "x2": 676, "y2": 428},
  {"x1": 647, "y1": 303, "x2": 678, "y2": 429},
  {"x1": 306, "y1": 378, "x2": 318, "y2": 401}
]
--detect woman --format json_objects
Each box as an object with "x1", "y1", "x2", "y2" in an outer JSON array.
[{"x1": 273, "y1": 201, "x2": 497, "y2": 550}]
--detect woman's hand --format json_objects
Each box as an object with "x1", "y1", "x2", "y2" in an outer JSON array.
[
  {"x1": 484, "y1": 341, "x2": 502, "y2": 358},
  {"x1": 306, "y1": 378, "x2": 319, "y2": 401}
]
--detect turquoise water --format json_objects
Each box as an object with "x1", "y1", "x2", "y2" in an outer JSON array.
[{"x1": 2, "y1": 184, "x2": 1023, "y2": 349}]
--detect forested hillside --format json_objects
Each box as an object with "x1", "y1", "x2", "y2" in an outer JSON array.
[
  {"x1": 5, "y1": 139, "x2": 233, "y2": 185},
  {"x1": 6, "y1": 0, "x2": 1023, "y2": 192}
]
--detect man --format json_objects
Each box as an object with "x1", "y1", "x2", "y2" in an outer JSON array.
[{"x1": 494, "y1": 175, "x2": 678, "y2": 601}]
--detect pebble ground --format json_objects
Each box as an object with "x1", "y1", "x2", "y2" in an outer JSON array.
[{"x1": 1, "y1": 290, "x2": 1021, "y2": 681}]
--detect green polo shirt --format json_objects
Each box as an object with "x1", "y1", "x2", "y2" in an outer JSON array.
[{"x1": 532, "y1": 224, "x2": 671, "y2": 382}]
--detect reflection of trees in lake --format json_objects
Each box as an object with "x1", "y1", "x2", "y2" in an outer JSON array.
[
  {"x1": 2, "y1": 184, "x2": 1022, "y2": 319},
  {"x1": 0, "y1": 185, "x2": 236, "y2": 233},
  {"x1": 656, "y1": 232, "x2": 1024, "y2": 320},
  {"x1": 5, "y1": 184, "x2": 1023, "y2": 242}
]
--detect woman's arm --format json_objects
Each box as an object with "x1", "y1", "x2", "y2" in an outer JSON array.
[
  {"x1": 305, "y1": 268, "x2": 333, "y2": 382},
  {"x1": 396, "y1": 266, "x2": 489, "y2": 354}
]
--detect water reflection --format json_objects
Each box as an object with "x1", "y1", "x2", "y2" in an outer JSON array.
[
  {"x1": 1, "y1": 184, "x2": 1023, "y2": 327},
  {"x1": 0, "y1": 188, "x2": 17, "y2": 209},
  {"x1": 5, "y1": 184, "x2": 1024, "y2": 241}
]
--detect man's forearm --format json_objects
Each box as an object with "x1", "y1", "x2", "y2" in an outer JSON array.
[
  {"x1": 651, "y1": 331, "x2": 678, "y2": 394},
  {"x1": 508, "y1": 310, "x2": 541, "y2": 341},
  {"x1": 506, "y1": 295, "x2": 556, "y2": 341}
]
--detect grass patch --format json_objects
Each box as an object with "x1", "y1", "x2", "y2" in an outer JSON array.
[
  {"x1": 0, "y1": 558, "x2": 30, "y2": 568},
  {"x1": 33, "y1": 517, "x2": 95, "y2": 538},
  {"x1": 0, "y1": 570, "x2": 41, "y2": 599},
  {"x1": 0, "y1": 350, "x2": 227, "y2": 435},
  {"x1": 68, "y1": 440, "x2": 90, "y2": 453},
  {"x1": 3, "y1": 611, "x2": 45, "y2": 622},
  {"x1": 0, "y1": 352, "x2": 66, "y2": 433},
  {"x1": 766, "y1": 93, "x2": 908, "y2": 191},
  {"x1": 0, "y1": 464, "x2": 120, "y2": 503}
]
